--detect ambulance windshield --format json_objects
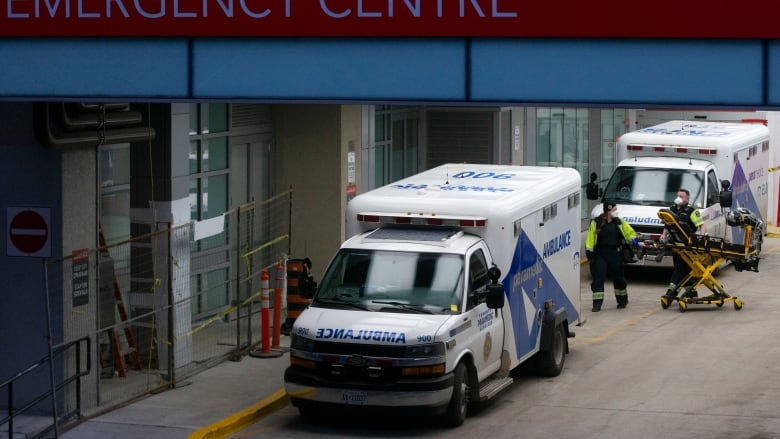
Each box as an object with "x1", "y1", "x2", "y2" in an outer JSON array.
[
  {"x1": 313, "y1": 249, "x2": 464, "y2": 315},
  {"x1": 602, "y1": 166, "x2": 704, "y2": 206}
]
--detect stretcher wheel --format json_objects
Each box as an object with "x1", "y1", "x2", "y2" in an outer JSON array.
[
  {"x1": 660, "y1": 296, "x2": 671, "y2": 309},
  {"x1": 678, "y1": 301, "x2": 687, "y2": 313},
  {"x1": 734, "y1": 299, "x2": 743, "y2": 310},
  {"x1": 716, "y1": 301, "x2": 724, "y2": 307}
]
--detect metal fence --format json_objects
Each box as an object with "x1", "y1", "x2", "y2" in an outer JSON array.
[{"x1": 43, "y1": 189, "x2": 293, "y2": 422}]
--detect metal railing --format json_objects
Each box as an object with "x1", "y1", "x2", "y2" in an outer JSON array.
[{"x1": 0, "y1": 336, "x2": 90, "y2": 439}]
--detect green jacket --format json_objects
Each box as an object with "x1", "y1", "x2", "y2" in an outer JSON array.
[{"x1": 585, "y1": 215, "x2": 636, "y2": 252}]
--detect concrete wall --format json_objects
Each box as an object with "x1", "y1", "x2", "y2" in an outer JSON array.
[
  {"x1": 340, "y1": 105, "x2": 363, "y2": 239},
  {"x1": 273, "y1": 105, "x2": 344, "y2": 280}
]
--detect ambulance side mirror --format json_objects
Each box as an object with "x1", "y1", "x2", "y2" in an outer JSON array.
[
  {"x1": 298, "y1": 273, "x2": 317, "y2": 299},
  {"x1": 719, "y1": 179, "x2": 733, "y2": 209},
  {"x1": 485, "y1": 264, "x2": 504, "y2": 309},
  {"x1": 486, "y1": 284, "x2": 505, "y2": 309},
  {"x1": 586, "y1": 172, "x2": 601, "y2": 200}
]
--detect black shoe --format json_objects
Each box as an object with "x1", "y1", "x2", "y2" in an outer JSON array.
[
  {"x1": 591, "y1": 299, "x2": 603, "y2": 312},
  {"x1": 592, "y1": 305, "x2": 601, "y2": 312},
  {"x1": 617, "y1": 302, "x2": 627, "y2": 309}
]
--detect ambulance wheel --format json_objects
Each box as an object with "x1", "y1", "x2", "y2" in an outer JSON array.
[
  {"x1": 678, "y1": 301, "x2": 687, "y2": 313},
  {"x1": 443, "y1": 363, "x2": 470, "y2": 427},
  {"x1": 734, "y1": 299, "x2": 743, "y2": 310},
  {"x1": 537, "y1": 324, "x2": 567, "y2": 377},
  {"x1": 297, "y1": 406, "x2": 326, "y2": 421}
]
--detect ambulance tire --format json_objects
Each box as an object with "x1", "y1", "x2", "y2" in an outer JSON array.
[
  {"x1": 443, "y1": 362, "x2": 469, "y2": 428},
  {"x1": 536, "y1": 324, "x2": 566, "y2": 377},
  {"x1": 297, "y1": 406, "x2": 327, "y2": 421}
]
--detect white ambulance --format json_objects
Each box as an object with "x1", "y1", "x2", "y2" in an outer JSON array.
[
  {"x1": 284, "y1": 164, "x2": 582, "y2": 427},
  {"x1": 589, "y1": 120, "x2": 769, "y2": 264}
]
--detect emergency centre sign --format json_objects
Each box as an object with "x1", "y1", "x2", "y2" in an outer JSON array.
[
  {"x1": 0, "y1": 0, "x2": 778, "y2": 38},
  {"x1": 6, "y1": 206, "x2": 52, "y2": 257}
]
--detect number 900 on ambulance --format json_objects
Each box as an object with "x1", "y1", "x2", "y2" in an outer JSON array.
[{"x1": 283, "y1": 164, "x2": 582, "y2": 427}]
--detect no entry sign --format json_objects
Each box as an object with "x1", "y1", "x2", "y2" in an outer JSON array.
[{"x1": 6, "y1": 207, "x2": 51, "y2": 257}]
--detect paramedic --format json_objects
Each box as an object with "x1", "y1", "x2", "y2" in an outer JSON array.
[
  {"x1": 661, "y1": 188, "x2": 706, "y2": 301},
  {"x1": 585, "y1": 201, "x2": 639, "y2": 312}
]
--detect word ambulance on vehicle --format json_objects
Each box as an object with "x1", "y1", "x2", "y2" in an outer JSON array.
[
  {"x1": 588, "y1": 120, "x2": 769, "y2": 264},
  {"x1": 284, "y1": 164, "x2": 582, "y2": 427}
]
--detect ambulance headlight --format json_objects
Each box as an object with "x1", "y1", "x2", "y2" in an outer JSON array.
[
  {"x1": 404, "y1": 343, "x2": 445, "y2": 358},
  {"x1": 290, "y1": 334, "x2": 316, "y2": 352}
]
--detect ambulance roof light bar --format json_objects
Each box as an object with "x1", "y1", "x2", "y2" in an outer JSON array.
[
  {"x1": 626, "y1": 144, "x2": 717, "y2": 155},
  {"x1": 356, "y1": 213, "x2": 487, "y2": 228}
]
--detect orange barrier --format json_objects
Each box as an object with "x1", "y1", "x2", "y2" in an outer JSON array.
[{"x1": 281, "y1": 258, "x2": 313, "y2": 335}]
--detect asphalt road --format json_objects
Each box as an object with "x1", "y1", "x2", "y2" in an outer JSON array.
[{"x1": 228, "y1": 237, "x2": 780, "y2": 439}]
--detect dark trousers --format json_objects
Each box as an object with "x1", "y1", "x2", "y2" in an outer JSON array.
[
  {"x1": 670, "y1": 253, "x2": 693, "y2": 288},
  {"x1": 669, "y1": 253, "x2": 696, "y2": 290},
  {"x1": 590, "y1": 247, "x2": 628, "y2": 296}
]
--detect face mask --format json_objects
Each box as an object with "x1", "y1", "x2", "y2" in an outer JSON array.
[{"x1": 674, "y1": 197, "x2": 684, "y2": 206}]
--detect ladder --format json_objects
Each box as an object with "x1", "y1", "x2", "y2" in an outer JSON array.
[{"x1": 99, "y1": 223, "x2": 142, "y2": 377}]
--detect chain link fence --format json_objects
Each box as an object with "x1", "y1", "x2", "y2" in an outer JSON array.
[{"x1": 44, "y1": 189, "x2": 293, "y2": 420}]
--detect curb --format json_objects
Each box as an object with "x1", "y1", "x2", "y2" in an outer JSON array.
[{"x1": 187, "y1": 389, "x2": 290, "y2": 439}]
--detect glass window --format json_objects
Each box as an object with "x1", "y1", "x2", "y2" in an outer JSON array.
[
  {"x1": 189, "y1": 179, "x2": 200, "y2": 221},
  {"x1": 190, "y1": 269, "x2": 229, "y2": 315},
  {"x1": 536, "y1": 108, "x2": 551, "y2": 165},
  {"x1": 603, "y1": 167, "x2": 705, "y2": 206},
  {"x1": 204, "y1": 268, "x2": 229, "y2": 310},
  {"x1": 100, "y1": 147, "x2": 130, "y2": 187},
  {"x1": 706, "y1": 170, "x2": 720, "y2": 207},
  {"x1": 374, "y1": 144, "x2": 386, "y2": 187},
  {"x1": 313, "y1": 249, "x2": 464, "y2": 314},
  {"x1": 190, "y1": 140, "x2": 200, "y2": 174},
  {"x1": 202, "y1": 174, "x2": 228, "y2": 220},
  {"x1": 405, "y1": 118, "x2": 419, "y2": 176},
  {"x1": 392, "y1": 120, "x2": 405, "y2": 182},
  {"x1": 375, "y1": 107, "x2": 388, "y2": 143},
  {"x1": 99, "y1": 144, "x2": 131, "y2": 245},
  {"x1": 189, "y1": 103, "x2": 199, "y2": 135},
  {"x1": 373, "y1": 106, "x2": 421, "y2": 187},
  {"x1": 600, "y1": 109, "x2": 627, "y2": 180},
  {"x1": 208, "y1": 104, "x2": 229, "y2": 133},
  {"x1": 203, "y1": 137, "x2": 228, "y2": 172}
]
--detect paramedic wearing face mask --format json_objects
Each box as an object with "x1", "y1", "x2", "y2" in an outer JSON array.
[
  {"x1": 585, "y1": 201, "x2": 638, "y2": 312},
  {"x1": 662, "y1": 188, "x2": 706, "y2": 302}
]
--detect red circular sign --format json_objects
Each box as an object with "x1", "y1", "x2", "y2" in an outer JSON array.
[{"x1": 9, "y1": 210, "x2": 49, "y2": 254}]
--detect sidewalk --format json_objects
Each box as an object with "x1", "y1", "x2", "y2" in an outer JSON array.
[{"x1": 57, "y1": 342, "x2": 291, "y2": 439}]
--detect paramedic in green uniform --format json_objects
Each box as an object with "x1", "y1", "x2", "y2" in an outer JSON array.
[
  {"x1": 661, "y1": 188, "x2": 706, "y2": 302},
  {"x1": 585, "y1": 201, "x2": 638, "y2": 312}
]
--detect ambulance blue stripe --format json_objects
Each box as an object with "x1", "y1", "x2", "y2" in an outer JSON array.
[
  {"x1": 729, "y1": 160, "x2": 762, "y2": 243},
  {"x1": 502, "y1": 230, "x2": 579, "y2": 359}
]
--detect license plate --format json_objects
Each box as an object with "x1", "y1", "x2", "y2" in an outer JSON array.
[{"x1": 340, "y1": 390, "x2": 367, "y2": 405}]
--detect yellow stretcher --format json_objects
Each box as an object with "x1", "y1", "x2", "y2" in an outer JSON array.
[{"x1": 657, "y1": 208, "x2": 762, "y2": 312}]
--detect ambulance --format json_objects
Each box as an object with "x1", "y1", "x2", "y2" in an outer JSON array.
[
  {"x1": 589, "y1": 120, "x2": 770, "y2": 264},
  {"x1": 283, "y1": 164, "x2": 582, "y2": 427}
]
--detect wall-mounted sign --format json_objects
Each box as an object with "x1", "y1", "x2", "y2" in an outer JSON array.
[
  {"x1": 0, "y1": 1, "x2": 777, "y2": 38},
  {"x1": 72, "y1": 249, "x2": 90, "y2": 307},
  {"x1": 6, "y1": 207, "x2": 51, "y2": 257}
]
